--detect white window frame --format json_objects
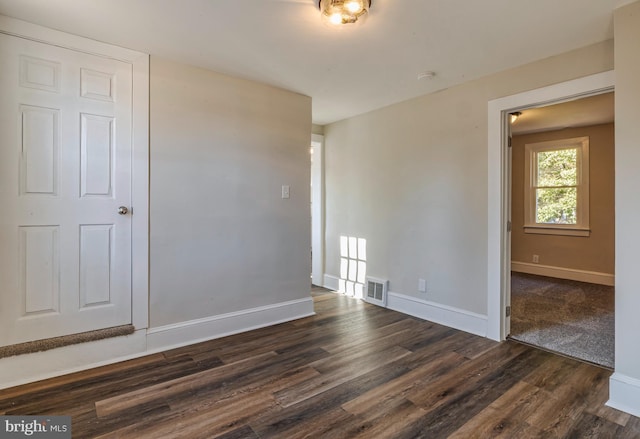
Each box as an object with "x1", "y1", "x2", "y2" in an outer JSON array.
[{"x1": 524, "y1": 136, "x2": 590, "y2": 237}]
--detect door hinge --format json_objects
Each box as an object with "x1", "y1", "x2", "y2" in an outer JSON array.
[
  {"x1": 506, "y1": 306, "x2": 511, "y2": 317},
  {"x1": 507, "y1": 221, "x2": 512, "y2": 232},
  {"x1": 508, "y1": 137, "x2": 512, "y2": 148}
]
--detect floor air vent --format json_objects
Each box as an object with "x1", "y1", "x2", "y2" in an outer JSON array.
[{"x1": 365, "y1": 277, "x2": 388, "y2": 307}]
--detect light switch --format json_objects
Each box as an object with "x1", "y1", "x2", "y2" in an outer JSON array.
[{"x1": 281, "y1": 185, "x2": 290, "y2": 199}]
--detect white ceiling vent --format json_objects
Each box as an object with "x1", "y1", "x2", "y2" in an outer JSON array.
[{"x1": 364, "y1": 277, "x2": 388, "y2": 307}]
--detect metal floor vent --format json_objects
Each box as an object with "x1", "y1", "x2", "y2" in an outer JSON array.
[{"x1": 364, "y1": 277, "x2": 388, "y2": 307}]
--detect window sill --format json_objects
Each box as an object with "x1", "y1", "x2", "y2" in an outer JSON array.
[{"x1": 523, "y1": 226, "x2": 590, "y2": 237}]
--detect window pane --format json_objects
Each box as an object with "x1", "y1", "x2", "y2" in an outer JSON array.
[
  {"x1": 537, "y1": 148, "x2": 577, "y2": 187},
  {"x1": 536, "y1": 187, "x2": 577, "y2": 224}
]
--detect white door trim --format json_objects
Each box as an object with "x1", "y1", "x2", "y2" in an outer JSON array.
[
  {"x1": 311, "y1": 134, "x2": 324, "y2": 286},
  {"x1": 487, "y1": 71, "x2": 614, "y2": 341},
  {"x1": 0, "y1": 15, "x2": 150, "y2": 330}
]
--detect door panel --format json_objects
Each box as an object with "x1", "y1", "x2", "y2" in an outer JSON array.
[
  {"x1": 20, "y1": 225, "x2": 60, "y2": 315},
  {"x1": 0, "y1": 33, "x2": 133, "y2": 347},
  {"x1": 20, "y1": 105, "x2": 59, "y2": 195}
]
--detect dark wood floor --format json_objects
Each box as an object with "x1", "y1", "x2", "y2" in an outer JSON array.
[{"x1": 1, "y1": 288, "x2": 639, "y2": 438}]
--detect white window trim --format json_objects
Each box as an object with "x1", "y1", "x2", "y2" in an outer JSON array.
[{"x1": 523, "y1": 136, "x2": 590, "y2": 237}]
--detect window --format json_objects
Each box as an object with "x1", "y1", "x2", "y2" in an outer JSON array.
[{"x1": 524, "y1": 136, "x2": 589, "y2": 236}]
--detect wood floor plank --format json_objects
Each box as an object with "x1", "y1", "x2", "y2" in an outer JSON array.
[
  {"x1": 405, "y1": 341, "x2": 527, "y2": 409},
  {"x1": 341, "y1": 350, "x2": 465, "y2": 416},
  {"x1": 3, "y1": 354, "x2": 220, "y2": 414},
  {"x1": 397, "y1": 324, "x2": 458, "y2": 352},
  {"x1": 0, "y1": 353, "x2": 166, "y2": 402},
  {"x1": 251, "y1": 362, "x2": 411, "y2": 438},
  {"x1": 2, "y1": 289, "x2": 638, "y2": 438},
  {"x1": 531, "y1": 360, "x2": 611, "y2": 433},
  {"x1": 219, "y1": 308, "x2": 403, "y2": 364},
  {"x1": 617, "y1": 416, "x2": 640, "y2": 439},
  {"x1": 169, "y1": 366, "x2": 321, "y2": 413},
  {"x1": 566, "y1": 412, "x2": 624, "y2": 438},
  {"x1": 318, "y1": 317, "x2": 416, "y2": 353},
  {"x1": 332, "y1": 398, "x2": 427, "y2": 439},
  {"x1": 522, "y1": 363, "x2": 613, "y2": 438},
  {"x1": 398, "y1": 348, "x2": 549, "y2": 438},
  {"x1": 214, "y1": 425, "x2": 259, "y2": 439},
  {"x1": 391, "y1": 331, "x2": 478, "y2": 370},
  {"x1": 520, "y1": 350, "x2": 580, "y2": 391},
  {"x1": 73, "y1": 401, "x2": 172, "y2": 439},
  {"x1": 624, "y1": 414, "x2": 640, "y2": 432},
  {"x1": 452, "y1": 333, "x2": 500, "y2": 360},
  {"x1": 275, "y1": 345, "x2": 411, "y2": 408},
  {"x1": 583, "y1": 365, "x2": 631, "y2": 427},
  {"x1": 261, "y1": 407, "x2": 354, "y2": 439},
  {"x1": 447, "y1": 406, "x2": 535, "y2": 439},
  {"x1": 553, "y1": 361, "x2": 610, "y2": 399},
  {"x1": 94, "y1": 351, "x2": 279, "y2": 417},
  {"x1": 103, "y1": 393, "x2": 273, "y2": 439},
  {"x1": 97, "y1": 344, "x2": 329, "y2": 419},
  {"x1": 87, "y1": 367, "x2": 320, "y2": 439},
  {"x1": 447, "y1": 380, "x2": 546, "y2": 438}
]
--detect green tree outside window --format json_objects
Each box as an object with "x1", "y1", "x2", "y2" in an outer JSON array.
[{"x1": 535, "y1": 148, "x2": 578, "y2": 224}]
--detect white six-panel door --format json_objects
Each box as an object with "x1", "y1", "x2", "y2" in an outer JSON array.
[{"x1": 0, "y1": 33, "x2": 133, "y2": 347}]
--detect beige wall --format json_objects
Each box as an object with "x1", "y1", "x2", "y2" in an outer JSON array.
[
  {"x1": 149, "y1": 57, "x2": 312, "y2": 327},
  {"x1": 324, "y1": 40, "x2": 613, "y2": 315},
  {"x1": 511, "y1": 123, "x2": 614, "y2": 274}
]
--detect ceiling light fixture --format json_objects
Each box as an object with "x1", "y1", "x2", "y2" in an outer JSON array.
[
  {"x1": 319, "y1": 0, "x2": 371, "y2": 26},
  {"x1": 418, "y1": 71, "x2": 436, "y2": 80},
  {"x1": 510, "y1": 111, "x2": 522, "y2": 123}
]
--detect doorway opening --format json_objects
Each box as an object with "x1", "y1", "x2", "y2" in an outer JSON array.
[
  {"x1": 508, "y1": 93, "x2": 615, "y2": 368},
  {"x1": 487, "y1": 71, "x2": 615, "y2": 350}
]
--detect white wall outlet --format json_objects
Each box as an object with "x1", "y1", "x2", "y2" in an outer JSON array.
[
  {"x1": 281, "y1": 185, "x2": 290, "y2": 199},
  {"x1": 532, "y1": 254, "x2": 539, "y2": 264},
  {"x1": 418, "y1": 278, "x2": 427, "y2": 293}
]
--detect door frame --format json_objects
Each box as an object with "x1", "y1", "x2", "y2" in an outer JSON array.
[
  {"x1": 487, "y1": 70, "x2": 614, "y2": 341},
  {"x1": 0, "y1": 15, "x2": 150, "y2": 330},
  {"x1": 311, "y1": 134, "x2": 324, "y2": 286}
]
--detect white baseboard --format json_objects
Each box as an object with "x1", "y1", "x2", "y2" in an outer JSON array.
[
  {"x1": 0, "y1": 330, "x2": 148, "y2": 390},
  {"x1": 146, "y1": 297, "x2": 315, "y2": 351},
  {"x1": 607, "y1": 373, "x2": 640, "y2": 417},
  {"x1": 323, "y1": 276, "x2": 487, "y2": 337},
  {"x1": 511, "y1": 261, "x2": 615, "y2": 286},
  {"x1": 387, "y1": 292, "x2": 488, "y2": 337},
  {"x1": 323, "y1": 274, "x2": 339, "y2": 291},
  {"x1": 0, "y1": 297, "x2": 315, "y2": 390}
]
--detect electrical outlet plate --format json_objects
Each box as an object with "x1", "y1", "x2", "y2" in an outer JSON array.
[{"x1": 418, "y1": 278, "x2": 426, "y2": 293}]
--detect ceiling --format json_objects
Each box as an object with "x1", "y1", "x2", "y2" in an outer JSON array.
[
  {"x1": 0, "y1": 1, "x2": 628, "y2": 125},
  {"x1": 512, "y1": 92, "x2": 615, "y2": 135}
]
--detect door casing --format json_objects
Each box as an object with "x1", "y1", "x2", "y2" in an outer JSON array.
[
  {"x1": 487, "y1": 70, "x2": 615, "y2": 341},
  {"x1": 311, "y1": 133, "x2": 324, "y2": 286}
]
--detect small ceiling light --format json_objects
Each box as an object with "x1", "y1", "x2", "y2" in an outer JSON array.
[
  {"x1": 418, "y1": 71, "x2": 436, "y2": 80},
  {"x1": 319, "y1": 0, "x2": 371, "y2": 26},
  {"x1": 510, "y1": 111, "x2": 522, "y2": 124}
]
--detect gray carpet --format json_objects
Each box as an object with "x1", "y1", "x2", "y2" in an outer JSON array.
[
  {"x1": 510, "y1": 273, "x2": 614, "y2": 369},
  {"x1": 0, "y1": 324, "x2": 135, "y2": 359}
]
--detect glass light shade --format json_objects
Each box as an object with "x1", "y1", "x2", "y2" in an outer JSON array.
[
  {"x1": 344, "y1": 0, "x2": 363, "y2": 13},
  {"x1": 319, "y1": 0, "x2": 370, "y2": 26}
]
